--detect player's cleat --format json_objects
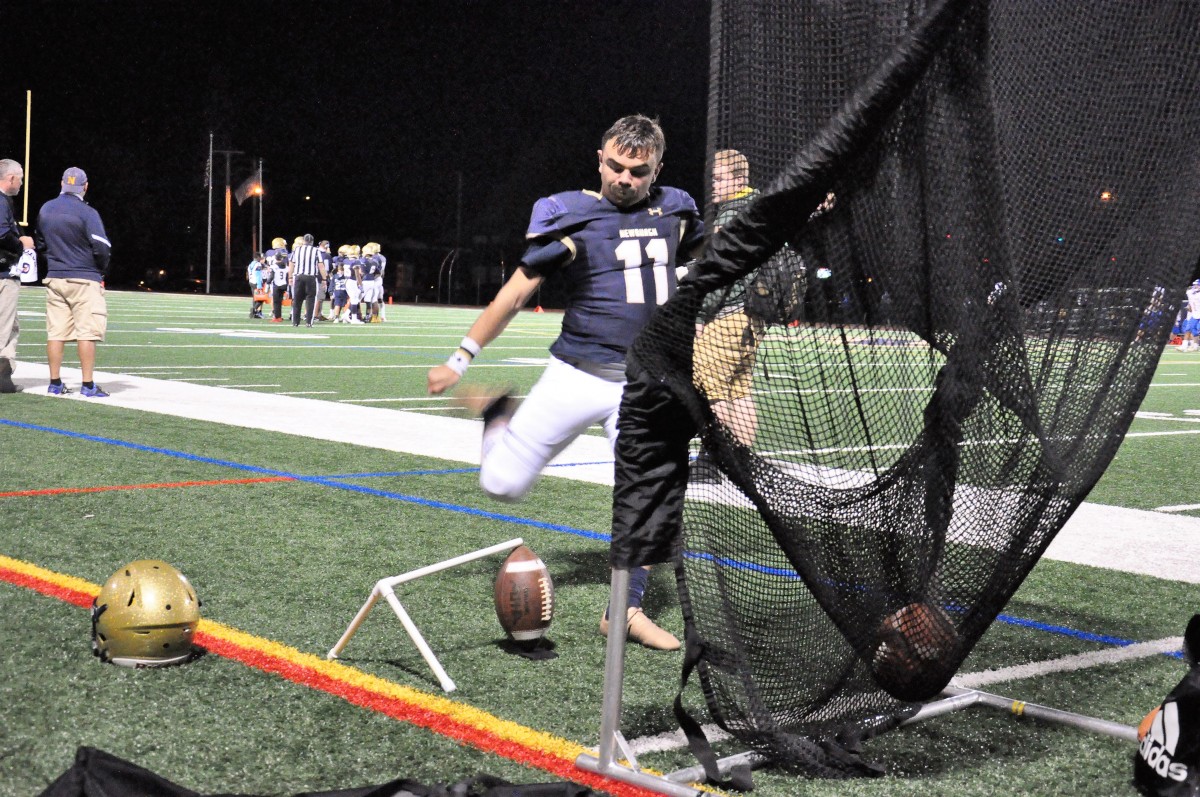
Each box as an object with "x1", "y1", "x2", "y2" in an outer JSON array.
[
  {"x1": 47, "y1": 382, "x2": 72, "y2": 396},
  {"x1": 453, "y1": 387, "x2": 517, "y2": 427},
  {"x1": 81, "y1": 384, "x2": 109, "y2": 398},
  {"x1": 270, "y1": 318, "x2": 283, "y2": 323},
  {"x1": 600, "y1": 607, "x2": 680, "y2": 651},
  {"x1": 349, "y1": 317, "x2": 364, "y2": 324}
]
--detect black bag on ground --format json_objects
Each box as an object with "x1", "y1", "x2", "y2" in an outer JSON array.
[{"x1": 37, "y1": 746, "x2": 594, "y2": 797}]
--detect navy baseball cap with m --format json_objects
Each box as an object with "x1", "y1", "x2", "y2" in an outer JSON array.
[{"x1": 61, "y1": 167, "x2": 88, "y2": 195}]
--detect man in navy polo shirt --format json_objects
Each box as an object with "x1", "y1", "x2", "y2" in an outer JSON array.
[{"x1": 35, "y1": 167, "x2": 112, "y2": 397}]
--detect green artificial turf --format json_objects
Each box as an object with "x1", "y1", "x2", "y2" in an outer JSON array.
[{"x1": 1, "y1": 289, "x2": 1194, "y2": 796}]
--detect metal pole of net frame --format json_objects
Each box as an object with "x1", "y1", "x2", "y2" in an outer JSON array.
[
  {"x1": 327, "y1": 537, "x2": 524, "y2": 694},
  {"x1": 575, "y1": 568, "x2": 707, "y2": 797}
]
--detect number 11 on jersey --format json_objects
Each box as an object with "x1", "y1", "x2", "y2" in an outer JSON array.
[{"x1": 616, "y1": 238, "x2": 670, "y2": 305}]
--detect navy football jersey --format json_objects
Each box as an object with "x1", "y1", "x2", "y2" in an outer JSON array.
[
  {"x1": 521, "y1": 185, "x2": 704, "y2": 365},
  {"x1": 362, "y1": 255, "x2": 383, "y2": 280},
  {"x1": 331, "y1": 256, "x2": 347, "y2": 291}
]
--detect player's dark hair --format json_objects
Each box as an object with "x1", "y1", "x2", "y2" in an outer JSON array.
[{"x1": 602, "y1": 115, "x2": 665, "y2": 162}]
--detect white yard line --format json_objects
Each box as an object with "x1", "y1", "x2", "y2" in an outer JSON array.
[
  {"x1": 951, "y1": 637, "x2": 1183, "y2": 689},
  {"x1": 7, "y1": 360, "x2": 1197, "y2": 583}
]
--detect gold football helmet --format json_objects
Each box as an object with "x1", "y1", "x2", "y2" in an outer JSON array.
[
  {"x1": 348, "y1": 244, "x2": 361, "y2": 258},
  {"x1": 362, "y1": 242, "x2": 380, "y2": 256},
  {"x1": 271, "y1": 237, "x2": 287, "y2": 249},
  {"x1": 292, "y1": 236, "x2": 305, "y2": 249},
  {"x1": 337, "y1": 244, "x2": 350, "y2": 257},
  {"x1": 91, "y1": 560, "x2": 201, "y2": 668}
]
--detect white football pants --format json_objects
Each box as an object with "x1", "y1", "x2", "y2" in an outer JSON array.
[{"x1": 479, "y1": 355, "x2": 622, "y2": 502}]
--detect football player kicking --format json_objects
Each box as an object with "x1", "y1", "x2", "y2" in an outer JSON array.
[{"x1": 427, "y1": 115, "x2": 704, "y2": 650}]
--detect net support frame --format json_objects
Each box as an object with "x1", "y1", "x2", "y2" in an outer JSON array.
[
  {"x1": 578, "y1": 574, "x2": 1137, "y2": 796},
  {"x1": 903, "y1": 685, "x2": 1137, "y2": 742},
  {"x1": 575, "y1": 568, "x2": 707, "y2": 797},
  {"x1": 326, "y1": 537, "x2": 524, "y2": 693}
]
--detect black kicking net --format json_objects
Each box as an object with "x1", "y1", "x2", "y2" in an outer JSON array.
[{"x1": 610, "y1": 0, "x2": 1200, "y2": 778}]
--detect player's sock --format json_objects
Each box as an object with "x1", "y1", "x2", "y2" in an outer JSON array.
[{"x1": 627, "y1": 566, "x2": 650, "y2": 609}]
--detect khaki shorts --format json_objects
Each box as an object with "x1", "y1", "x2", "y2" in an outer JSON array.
[
  {"x1": 45, "y1": 278, "x2": 107, "y2": 341},
  {"x1": 693, "y1": 311, "x2": 757, "y2": 401}
]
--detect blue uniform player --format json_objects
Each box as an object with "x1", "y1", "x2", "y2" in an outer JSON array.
[{"x1": 427, "y1": 115, "x2": 704, "y2": 650}]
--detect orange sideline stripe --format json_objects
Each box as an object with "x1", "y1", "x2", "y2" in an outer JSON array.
[
  {"x1": 0, "y1": 555, "x2": 699, "y2": 797},
  {"x1": 0, "y1": 476, "x2": 294, "y2": 499}
]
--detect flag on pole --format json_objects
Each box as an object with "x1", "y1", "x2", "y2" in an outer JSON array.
[{"x1": 233, "y1": 168, "x2": 261, "y2": 206}]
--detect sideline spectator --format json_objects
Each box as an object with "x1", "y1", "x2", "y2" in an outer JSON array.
[
  {"x1": 0, "y1": 159, "x2": 33, "y2": 393},
  {"x1": 36, "y1": 167, "x2": 112, "y2": 397}
]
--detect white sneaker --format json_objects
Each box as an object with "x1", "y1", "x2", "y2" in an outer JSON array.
[{"x1": 349, "y1": 317, "x2": 364, "y2": 325}]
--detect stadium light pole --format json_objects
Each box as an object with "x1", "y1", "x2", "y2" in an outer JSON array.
[
  {"x1": 256, "y1": 158, "x2": 264, "y2": 255},
  {"x1": 205, "y1": 133, "x2": 213, "y2": 294},
  {"x1": 214, "y1": 147, "x2": 243, "y2": 285}
]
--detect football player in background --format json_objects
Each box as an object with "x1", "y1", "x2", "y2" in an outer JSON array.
[
  {"x1": 264, "y1": 237, "x2": 290, "y2": 322},
  {"x1": 1179, "y1": 279, "x2": 1200, "y2": 351},
  {"x1": 344, "y1": 244, "x2": 365, "y2": 324},
  {"x1": 330, "y1": 245, "x2": 351, "y2": 322},
  {"x1": 247, "y1": 252, "x2": 267, "y2": 319},
  {"x1": 361, "y1": 242, "x2": 384, "y2": 323},
  {"x1": 313, "y1": 240, "x2": 333, "y2": 322},
  {"x1": 427, "y1": 114, "x2": 705, "y2": 650}
]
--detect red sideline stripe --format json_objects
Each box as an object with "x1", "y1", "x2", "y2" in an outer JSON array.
[
  {"x1": 0, "y1": 566, "x2": 95, "y2": 608},
  {"x1": 1, "y1": 563, "x2": 680, "y2": 797},
  {"x1": 0, "y1": 476, "x2": 293, "y2": 499},
  {"x1": 199, "y1": 631, "x2": 666, "y2": 797}
]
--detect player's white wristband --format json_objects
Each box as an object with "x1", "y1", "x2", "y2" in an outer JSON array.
[
  {"x1": 446, "y1": 351, "x2": 471, "y2": 376},
  {"x1": 458, "y1": 337, "x2": 482, "y2": 359}
]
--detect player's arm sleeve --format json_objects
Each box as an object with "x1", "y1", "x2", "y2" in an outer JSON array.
[
  {"x1": 519, "y1": 196, "x2": 576, "y2": 275},
  {"x1": 87, "y1": 211, "x2": 112, "y2": 274}
]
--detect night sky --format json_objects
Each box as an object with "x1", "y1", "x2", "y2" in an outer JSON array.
[{"x1": 5, "y1": 1, "x2": 710, "y2": 295}]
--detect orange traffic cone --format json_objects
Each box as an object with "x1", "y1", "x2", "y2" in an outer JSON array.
[{"x1": 535, "y1": 306, "x2": 544, "y2": 313}]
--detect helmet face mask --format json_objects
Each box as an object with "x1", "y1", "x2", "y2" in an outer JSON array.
[{"x1": 91, "y1": 560, "x2": 201, "y2": 668}]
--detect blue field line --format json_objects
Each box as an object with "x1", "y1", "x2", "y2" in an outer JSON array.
[
  {"x1": 1, "y1": 417, "x2": 1182, "y2": 657},
  {"x1": 996, "y1": 613, "x2": 1184, "y2": 659},
  {"x1": 0, "y1": 418, "x2": 610, "y2": 542}
]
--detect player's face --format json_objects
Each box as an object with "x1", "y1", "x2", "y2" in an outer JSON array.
[
  {"x1": 711, "y1": 164, "x2": 743, "y2": 204},
  {"x1": 597, "y1": 140, "x2": 661, "y2": 208}
]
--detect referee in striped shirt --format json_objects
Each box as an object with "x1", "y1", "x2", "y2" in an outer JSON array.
[{"x1": 288, "y1": 233, "x2": 327, "y2": 327}]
